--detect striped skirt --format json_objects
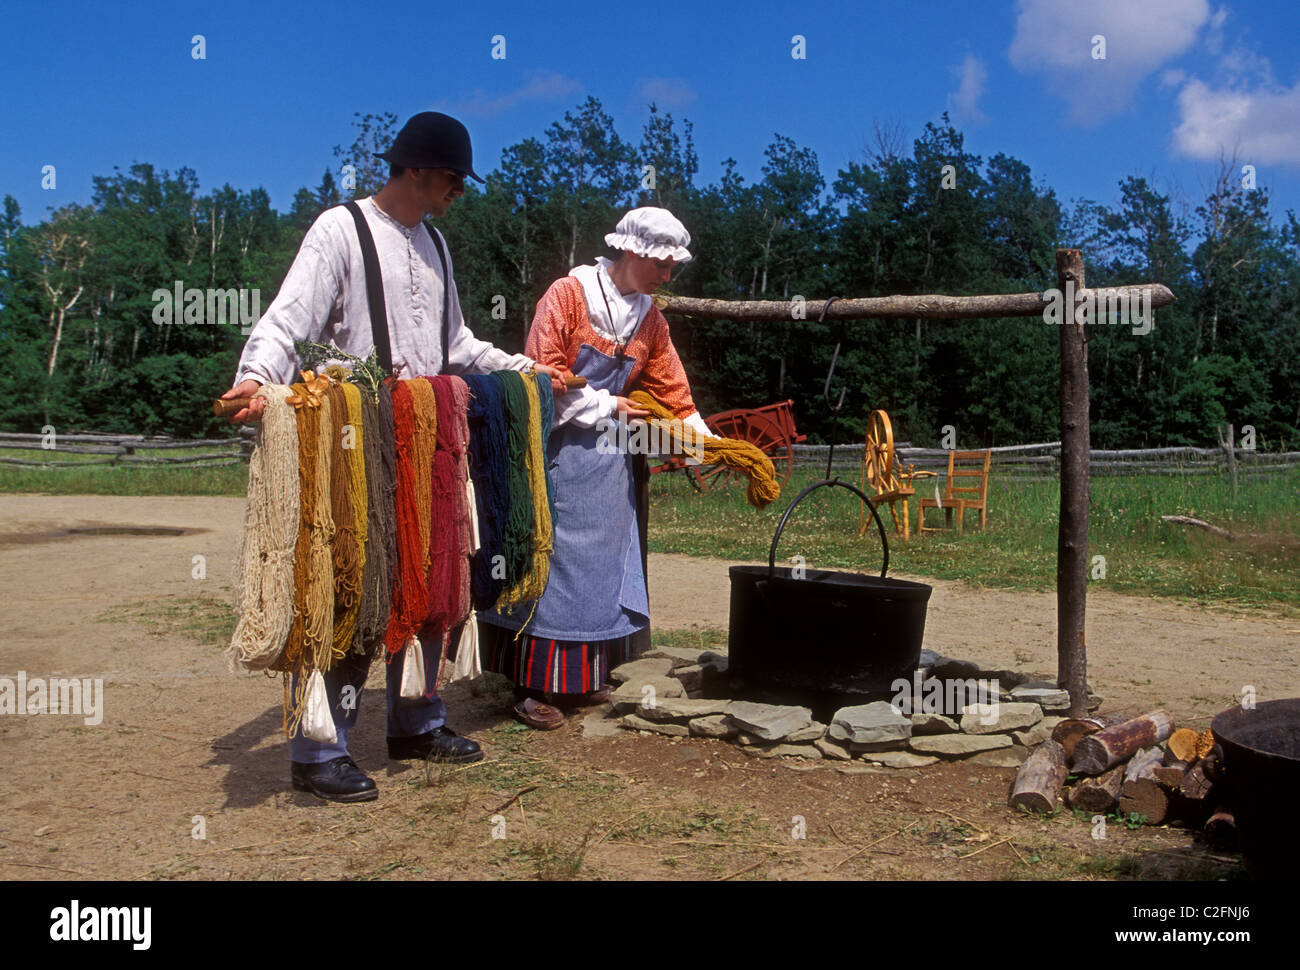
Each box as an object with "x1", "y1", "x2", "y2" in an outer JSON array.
[{"x1": 477, "y1": 619, "x2": 635, "y2": 695}]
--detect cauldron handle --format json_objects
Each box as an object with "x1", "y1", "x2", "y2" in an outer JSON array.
[{"x1": 767, "y1": 478, "x2": 890, "y2": 580}]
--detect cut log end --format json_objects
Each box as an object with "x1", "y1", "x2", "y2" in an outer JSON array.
[
  {"x1": 1067, "y1": 764, "x2": 1124, "y2": 814},
  {"x1": 1011, "y1": 740, "x2": 1068, "y2": 814},
  {"x1": 1118, "y1": 779, "x2": 1169, "y2": 825},
  {"x1": 1167, "y1": 727, "x2": 1200, "y2": 764}
]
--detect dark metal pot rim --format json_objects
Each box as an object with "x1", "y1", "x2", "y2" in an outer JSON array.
[
  {"x1": 1211, "y1": 697, "x2": 1300, "y2": 765},
  {"x1": 729, "y1": 564, "x2": 933, "y2": 596}
]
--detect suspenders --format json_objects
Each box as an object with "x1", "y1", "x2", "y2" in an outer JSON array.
[{"x1": 341, "y1": 200, "x2": 451, "y2": 375}]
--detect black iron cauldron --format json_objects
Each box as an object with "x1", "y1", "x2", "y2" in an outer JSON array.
[
  {"x1": 728, "y1": 479, "x2": 932, "y2": 720},
  {"x1": 1211, "y1": 698, "x2": 1300, "y2": 878}
]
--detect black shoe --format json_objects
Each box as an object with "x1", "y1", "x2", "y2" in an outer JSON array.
[
  {"x1": 387, "y1": 726, "x2": 483, "y2": 764},
  {"x1": 290, "y1": 756, "x2": 378, "y2": 803}
]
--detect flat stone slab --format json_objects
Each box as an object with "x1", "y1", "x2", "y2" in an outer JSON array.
[
  {"x1": 908, "y1": 734, "x2": 1013, "y2": 757},
  {"x1": 620, "y1": 714, "x2": 688, "y2": 737},
  {"x1": 864, "y1": 751, "x2": 939, "y2": 769},
  {"x1": 1010, "y1": 686, "x2": 1071, "y2": 710},
  {"x1": 673, "y1": 665, "x2": 704, "y2": 692},
  {"x1": 581, "y1": 714, "x2": 624, "y2": 739},
  {"x1": 786, "y1": 721, "x2": 827, "y2": 743},
  {"x1": 815, "y1": 737, "x2": 853, "y2": 761},
  {"x1": 725, "y1": 701, "x2": 813, "y2": 742},
  {"x1": 610, "y1": 658, "x2": 675, "y2": 683},
  {"x1": 1013, "y1": 722, "x2": 1054, "y2": 747},
  {"x1": 849, "y1": 738, "x2": 910, "y2": 753},
  {"x1": 829, "y1": 701, "x2": 911, "y2": 744},
  {"x1": 633, "y1": 696, "x2": 731, "y2": 722},
  {"x1": 643, "y1": 645, "x2": 716, "y2": 669},
  {"x1": 959, "y1": 701, "x2": 1042, "y2": 735},
  {"x1": 969, "y1": 748, "x2": 1029, "y2": 768},
  {"x1": 688, "y1": 714, "x2": 738, "y2": 739},
  {"x1": 910, "y1": 712, "x2": 960, "y2": 735},
  {"x1": 611, "y1": 675, "x2": 685, "y2": 711}
]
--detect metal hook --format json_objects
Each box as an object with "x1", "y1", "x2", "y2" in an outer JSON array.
[
  {"x1": 820, "y1": 297, "x2": 845, "y2": 414},
  {"x1": 817, "y1": 297, "x2": 847, "y2": 480}
]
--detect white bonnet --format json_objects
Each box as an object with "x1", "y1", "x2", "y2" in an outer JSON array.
[{"x1": 604, "y1": 207, "x2": 692, "y2": 262}]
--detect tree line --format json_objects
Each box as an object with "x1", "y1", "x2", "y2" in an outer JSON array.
[{"x1": 2, "y1": 98, "x2": 1297, "y2": 449}]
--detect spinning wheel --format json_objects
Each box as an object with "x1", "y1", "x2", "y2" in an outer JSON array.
[
  {"x1": 858, "y1": 409, "x2": 917, "y2": 539},
  {"x1": 861, "y1": 409, "x2": 895, "y2": 493},
  {"x1": 688, "y1": 408, "x2": 793, "y2": 492}
]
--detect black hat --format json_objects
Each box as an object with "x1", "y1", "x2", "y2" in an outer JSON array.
[{"x1": 375, "y1": 111, "x2": 484, "y2": 183}]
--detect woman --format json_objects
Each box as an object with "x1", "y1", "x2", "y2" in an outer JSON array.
[{"x1": 478, "y1": 207, "x2": 712, "y2": 728}]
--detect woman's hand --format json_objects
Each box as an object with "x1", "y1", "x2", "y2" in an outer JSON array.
[
  {"x1": 615, "y1": 396, "x2": 651, "y2": 419},
  {"x1": 221, "y1": 379, "x2": 265, "y2": 423}
]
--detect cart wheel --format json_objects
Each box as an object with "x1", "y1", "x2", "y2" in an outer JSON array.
[{"x1": 688, "y1": 409, "x2": 793, "y2": 492}]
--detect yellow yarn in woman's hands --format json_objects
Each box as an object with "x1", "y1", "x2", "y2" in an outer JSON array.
[{"x1": 627, "y1": 391, "x2": 781, "y2": 509}]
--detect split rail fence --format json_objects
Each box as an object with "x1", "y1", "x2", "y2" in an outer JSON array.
[
  {"x1": 0, "y1": 430, "x2": 252, "y2": 469},
  {"x1": 792, "y1": 441, "x2": 1300, "y2": 478}
]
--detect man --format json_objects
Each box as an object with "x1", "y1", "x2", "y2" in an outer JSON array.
[{"x1": 222, "y1": 111, "x2": 565, "y2": 802}]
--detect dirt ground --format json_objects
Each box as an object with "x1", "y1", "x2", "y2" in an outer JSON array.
[{"x1": 1, "y1": 494, "x2": 1294, "y2": 881}]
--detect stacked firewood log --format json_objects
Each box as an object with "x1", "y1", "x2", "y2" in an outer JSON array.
[{"x1": 1009, "y1": 711, "x2": 1237, "y2": 848}]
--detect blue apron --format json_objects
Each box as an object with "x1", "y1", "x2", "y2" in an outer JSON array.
[{"x1": 485, "y1": 343, "x2": 647, "y2": 640}]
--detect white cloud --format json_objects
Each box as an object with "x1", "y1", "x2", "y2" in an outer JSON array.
[
  {"x1": 635, "y1": 77, "x2": 697, "y2": 108},
  {"x1": 1173, "y1": 78, "x2": 1300, "y2": 165},
  {"x1": 1009, "y1": 0, "x2": 1211, "y2": 122},
  {"x1": 947, "y1": 54, "x2": 989, "y2": 125},
  {"x1": 434, "y1": 71, "x2": 583, "y2": 118}
]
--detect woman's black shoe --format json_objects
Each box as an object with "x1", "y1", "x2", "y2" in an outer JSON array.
[{"x1": 290, "y1": 756, "x2": 378, "y2": 802}]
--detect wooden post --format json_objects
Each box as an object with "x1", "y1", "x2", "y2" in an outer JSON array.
[
  {"x1": 1217, "y1": 423, "x2": 1238, "y2": 496},
  {"x1": 1056, "y1": 249, "x2": 1089, "y2": 717}
]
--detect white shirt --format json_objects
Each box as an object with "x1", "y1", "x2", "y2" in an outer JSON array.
[{"x1": 234, "y1": 197, "x2": 534, "y2": 387}]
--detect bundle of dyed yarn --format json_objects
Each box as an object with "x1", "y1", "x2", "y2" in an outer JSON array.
[{"x1": 225, "y1": 368, "x2": 557, "y2": 734}]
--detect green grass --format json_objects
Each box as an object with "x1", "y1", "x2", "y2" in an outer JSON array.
[
  {"x1": 7, "y1": 451, "x2": 1297, "y2": 611},
  {"x1": 96, "y1": 596, "x2": 237, "y2": 647},
  {"x1": 648, "y1": 464, "x2": 1300, "y2": 613},
  {"x1": 0, "y1": 457, "x2": 248, "y2": 495}
]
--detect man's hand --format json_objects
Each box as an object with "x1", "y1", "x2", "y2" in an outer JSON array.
[
  {"x1": 532, "y1": 363, "x2": 569, "y2": 397},
  {"x1": 615, "y1": 396, "x2": 651, "y2": 419},
  {"x1": 221, "y1": 379, "x2": 266, "y2": 423}
]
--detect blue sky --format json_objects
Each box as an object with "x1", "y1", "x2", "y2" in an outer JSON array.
[{"x1": 4, "y1": 0, "x2": 1299, "y2": 235}]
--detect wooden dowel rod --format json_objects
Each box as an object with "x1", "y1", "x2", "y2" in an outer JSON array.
[{"x1": 212, "y1": 374, "x2": 586, "y2": 417}]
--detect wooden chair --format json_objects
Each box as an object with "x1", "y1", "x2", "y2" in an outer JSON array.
[{"x1": 916, "y1": 450, "x2": 991, "y2": 535}]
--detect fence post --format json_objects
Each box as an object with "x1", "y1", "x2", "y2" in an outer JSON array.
[
  {"x1": 1217, "y1": 423, "x2": 1238, "y2": 495},
  {"x1": 1056, "y1": 249, "x2": 1089, "y2": 717}
]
